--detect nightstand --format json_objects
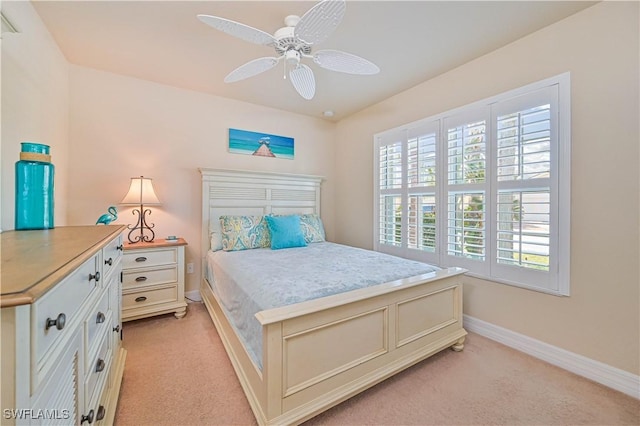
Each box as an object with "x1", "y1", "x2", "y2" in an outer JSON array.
[{"x1": 122, "y1": 238, "x2": 187, "y2": 321}]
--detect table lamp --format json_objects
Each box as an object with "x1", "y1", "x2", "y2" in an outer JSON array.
[{"x1": 120, "y1": 176, "x2": 161, "y2": 243}]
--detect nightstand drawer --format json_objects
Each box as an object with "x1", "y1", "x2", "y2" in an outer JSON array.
[
  {"x1": 123, "y1": 286, "x2": 178, "y2": 310},
  {"x1": 33, "y1": 254, "x2": 100, "y2": 366},
  {"x1": 122, "y1": 266, "x2": 178, "y2": 289},
  {"x1": 123, "y1": 248, "x2": 176, "y2": 269}
]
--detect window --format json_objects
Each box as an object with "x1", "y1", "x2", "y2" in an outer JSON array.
[{"x1": 374, "y1": 73, "x2": 570, "y2": 295}]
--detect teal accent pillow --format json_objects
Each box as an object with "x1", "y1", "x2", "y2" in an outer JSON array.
[
  {"x1": 300, "y1": 214, "x2": 326, "y2": 243},
  {"x1": 264, "y1": 215, "x2": 307, "y2": 250},
  {"x1": 219, "y1": 215, "x2": 271, "y2": 251}
]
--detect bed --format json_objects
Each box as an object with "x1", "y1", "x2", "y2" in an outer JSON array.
[{"x1": 199, "y1": 168, "x2": 467, "y2": 425}]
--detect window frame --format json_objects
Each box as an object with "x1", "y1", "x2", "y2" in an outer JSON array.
[{"x1": 373, "y1": 73, "x2": 571, "y2": 296}]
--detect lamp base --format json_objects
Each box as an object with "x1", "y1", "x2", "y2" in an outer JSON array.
[{"x1": 127, "y1": 207, "x2": 156, "y2": 243}]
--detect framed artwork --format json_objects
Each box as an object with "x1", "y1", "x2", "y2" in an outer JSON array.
[{"x1": 228, "y1": 128, "x2": 294, "y2": 160}]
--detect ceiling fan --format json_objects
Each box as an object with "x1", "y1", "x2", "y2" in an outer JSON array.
[{"x1": 197, "y1": 0, "x2": 379, "y2": 100}]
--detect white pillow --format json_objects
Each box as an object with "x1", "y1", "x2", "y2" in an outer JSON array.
[{"x1": 210, "y1": 219, "x2": 223, "y2": 251}]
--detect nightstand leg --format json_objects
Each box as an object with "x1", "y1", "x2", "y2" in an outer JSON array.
[{"x1": 174, "y1": 306, "x2": 187, "y2": 319}]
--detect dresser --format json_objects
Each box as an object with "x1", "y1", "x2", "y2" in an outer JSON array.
[
  {"x1": 1, "y1": 226, "x2": 127, "y2": 425},
  {"x1": 122, "y1": 239, "x2": 187, "y2": 321}
]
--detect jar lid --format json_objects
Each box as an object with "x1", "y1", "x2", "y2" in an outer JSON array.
[{"x1": 20, "y1": 142, "x2": 50, "y2": 155}]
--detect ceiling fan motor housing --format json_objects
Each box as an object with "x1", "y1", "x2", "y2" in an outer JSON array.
[{"x1": 274, "y1": 25, "x2": 312, "y2": 56}]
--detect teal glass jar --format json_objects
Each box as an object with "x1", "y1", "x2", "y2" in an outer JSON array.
[{"x1": 15, "y1": 142, "x2": 55, "y2": 230}]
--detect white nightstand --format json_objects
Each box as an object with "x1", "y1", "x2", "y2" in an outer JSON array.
[{"x1": 122, "y1": 238, "x2": 188, "y2": 321}]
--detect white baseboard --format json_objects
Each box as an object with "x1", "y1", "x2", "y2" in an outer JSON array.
[
  {"x1": 185, "y1": 290, "x2": 202, "y2": 303},
  {"x1": 463, "y1": 314, "x2": 640, "y2": 399}
]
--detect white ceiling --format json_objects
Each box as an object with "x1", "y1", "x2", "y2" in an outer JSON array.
[{"x1": 32, "y1": 1, "x2": 596, "y2": 121}]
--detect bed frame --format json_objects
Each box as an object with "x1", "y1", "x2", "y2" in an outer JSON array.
[{"x1": 199, "y1": 168, "x2": 467, "y2": 425}]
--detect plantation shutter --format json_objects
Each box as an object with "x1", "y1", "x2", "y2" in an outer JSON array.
[
  {"x1": 491, "y1": 85, "x2": 560, "y2": 291},
  {"x1": 376, "y1": 130, "x2": 404, "y2": 249},
  {"x1": 406, "y1": 122, "x2": 440, "y2": 263},
  {"x1": 374, "y1": 73, "x2": 570, "y2": 295},
  {"x1": 442, "y1": 109, "x2": 490, "y2": 275}
]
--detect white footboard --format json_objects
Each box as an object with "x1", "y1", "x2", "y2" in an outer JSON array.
[{"x1": 201, "y1": 267, "x2": 466, "y2": 425}]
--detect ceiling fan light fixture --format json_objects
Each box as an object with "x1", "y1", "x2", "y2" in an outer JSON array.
[{"x1": 285, "y1": 49, "x2": 301, "y2": 66}]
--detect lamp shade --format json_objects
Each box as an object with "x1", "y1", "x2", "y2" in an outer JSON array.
[{"x1": 120, "y1": 176, "x2": 161, "y2": 205}]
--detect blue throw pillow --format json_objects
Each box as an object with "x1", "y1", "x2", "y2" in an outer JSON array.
[{"x1": 264, "y1": 215, "x2": 307, "y2": 250}]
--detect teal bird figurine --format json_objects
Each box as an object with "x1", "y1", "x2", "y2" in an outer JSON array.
[{"x1": 96, "y1": 206, "x2": 118, "y2": 225}]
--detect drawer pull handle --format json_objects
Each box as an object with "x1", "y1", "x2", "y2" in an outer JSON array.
[
  {"x1": 135, "y1": 256, "x2": 147, "y2": 262},
  {"x1": 96, "y1": 311, "x2": 106, "y2": 324},
  {"x1": 89, "y1": 271, "x2": 101, "y2": 282},
  {"x1": 135, "y1": 276, "x2": 147, "y2": 282},
  {"x1": 135, "y1": 296, "x2": 147, "y2": 303},
  {"x1": 96, "y1": 405, "x2": 106, "y2": 421},
  {"x1": 81, "y1": 409, "x2": 94, "y2": 424},
  {"x1": 105, "y1": 257, "x2": 113, "y2": 266},
  {"x1": 117, "y1": 244, "x2": 123, "y2": 251},
  {"x1": 45, "y1": 313, "x2": 66, "y2": 331},
  {"x1": 95, "y1": 358, "x2": 105, "y2": 373},
  {"x1": 113, "y1": 325, "x2": 120, "y2": 333}
]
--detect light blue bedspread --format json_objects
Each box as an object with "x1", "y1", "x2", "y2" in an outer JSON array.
[{"x1": 206, "y1": 242, "x2": 440, "y2": 370}]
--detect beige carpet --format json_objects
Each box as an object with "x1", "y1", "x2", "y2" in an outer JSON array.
[{"x1": 114, "y1": 302, "x2": 639, "y2": 426}]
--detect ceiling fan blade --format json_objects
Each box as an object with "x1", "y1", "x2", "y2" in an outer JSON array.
[
  {"x1": 197, "y1": 14, "x2": 276, "y2": 46},
  {"x1": 313, "y1": 49, "x2": 380, "y2": 75},
  {"x1": 294, "y1": 0, "x2": 346, "y2": 45},
  {"x1": 289, "y1": 64, "x2": 316, "y2": 100},
  {"x1": 224, "y1": 57, "x2": 280, "y2": 83}
]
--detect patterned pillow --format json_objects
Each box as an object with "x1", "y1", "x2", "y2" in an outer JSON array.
[
  {"x1": 300, "y1": 214, "x2": 326, "y2": 243},
  {"x1": 219, "y1": 215, "x2": 271, "y2": 251}
]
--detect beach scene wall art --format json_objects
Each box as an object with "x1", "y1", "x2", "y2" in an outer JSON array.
[{"x1": 228, "y1": 128, "x2": 294, "y2": 159}]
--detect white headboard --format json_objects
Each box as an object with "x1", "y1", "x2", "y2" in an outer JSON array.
[{"x1": 199, "y1": 168, "x2": 323, "y2": 258}]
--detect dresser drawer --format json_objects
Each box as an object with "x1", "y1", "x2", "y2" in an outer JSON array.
[
  {"x1": 123, "y1": 286, "x2": 178, "y2": 310},
  {"x1": 103, "y1": 235, "x2": 123, "y2": 280},
  {"x1": 123, "y1": 266, "x2": 177, "y2": 289},
  {"x1": 85, "y1": 330, "x2": 112, "y2": 409},
  {"x1": 86, "y1": 289, "x2": 112, "y2": 363},
  {"x1": 123, "y1": 248, "x2": 176, "y2": 269},
  {"x1": 33, "y1": 255, "x2": 100, "y2": 366}
]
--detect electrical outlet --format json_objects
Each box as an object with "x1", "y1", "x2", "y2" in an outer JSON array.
[{"x1": 187, "y1": 262, "x2": 194, "y2": 274}]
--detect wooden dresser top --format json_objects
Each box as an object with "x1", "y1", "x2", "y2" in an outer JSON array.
[{"x1": 1, "y1": 225, "x2": 126, "y2": 307}]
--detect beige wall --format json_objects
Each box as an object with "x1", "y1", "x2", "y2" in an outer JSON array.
[
  {"x1": 334, "y1": 1, "x2": 639, "y2": 375},
  {"x1": 1, "y1": 1, "x2": 69, "y2": 231},
  {"x1": 67, "y1": 66, "x2": 336, "y2": 296}
]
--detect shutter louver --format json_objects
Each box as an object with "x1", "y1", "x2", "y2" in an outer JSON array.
[
  {"x1": 497, "y1": 105, "x2": 551, "y2": 181},
  {"x1": 447, "y1": 192, "x2": 485, "y2": 260},
  {"x1": 408, "y1": 133, "x2": 436, "y2": 188},
  {"x1": 497, "y1": 190, "x2": 550, "y2": 271},
  {"x1": 379, "y1": 143, "x2": 402, "y2": 190},
  {"x1": 380, "y1": 195, "x2": 402, "y2": 246},
  {"x1": 448, "y1": 121, "x2": 486, "y2": 185},
  {"x1": 408, "y1": 195, "x2": 436, "y2": 252}
]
